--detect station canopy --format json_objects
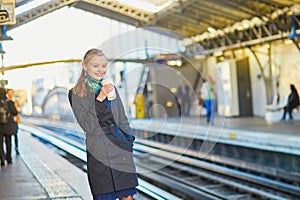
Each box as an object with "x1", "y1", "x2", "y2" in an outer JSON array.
[{"x1": 8, "y1": 0, "x2": 300, "y2": 51}]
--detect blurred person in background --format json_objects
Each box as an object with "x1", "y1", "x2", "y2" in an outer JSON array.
[
  {"x1": 7, "y1": 88, "x2": 21, "y2": 155},
  {"x1": 281, "y1": 84, "x2": 299, "y2": 121},
  {"x1": 200, "y1": 75, "x2": 216, "y2": 124},
  {"x1": 176, "y1": 80, "x2": 191, "y2": 116},
  {"x1": 0, "y1": 88, "x2": 18, "y2": 166}
]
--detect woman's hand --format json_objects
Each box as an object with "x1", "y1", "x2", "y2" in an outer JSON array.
[{"x1": 96, "y1": 83, "x2": 114, "y2": 102}]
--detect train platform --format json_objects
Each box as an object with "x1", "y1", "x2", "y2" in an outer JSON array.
[
  {"x1": 0, "y1": 129, "x2": 92, "y2": 200},
  {"x1": 161, "y1": 115, "x2": 300, "y2": 134},
  {"x1": 23, "y1": 115, "x2": 300, "y2": 155},
  {"x1": 131, "y1": 115, "x2": 300, "y2": 155}
]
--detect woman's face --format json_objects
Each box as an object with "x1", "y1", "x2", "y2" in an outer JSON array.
[
  {"x1": 7, "y1": 90, "x2": 14, "y2": 99},
  {"x1": 83, "y1": 55, "x2": 107, "y2": 81}
]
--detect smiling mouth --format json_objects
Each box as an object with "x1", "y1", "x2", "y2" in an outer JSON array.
[{"x1": 96, "y1": 73, "x2": 104, "y2": 76}]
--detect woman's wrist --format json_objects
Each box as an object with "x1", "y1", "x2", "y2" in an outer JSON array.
[{"x1": 97, "y1": 93, "x2": 106, "y2": 102}]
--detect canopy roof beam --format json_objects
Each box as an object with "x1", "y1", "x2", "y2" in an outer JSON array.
[{"x1": 190, "y1": 13, "x2": 300, "y2": 54}]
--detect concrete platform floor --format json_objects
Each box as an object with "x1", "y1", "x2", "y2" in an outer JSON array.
[{"x1": 0, "y1": 131, "x2": 92, "y2": 200}]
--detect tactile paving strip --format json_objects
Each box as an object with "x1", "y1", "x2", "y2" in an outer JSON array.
[{"x1": 21, "y1": 140, "x2": 83, "y2": 200}]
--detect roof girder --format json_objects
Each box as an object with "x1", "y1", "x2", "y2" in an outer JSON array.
[
  {"x1": 81, "y1": 0, "x2": 154, "y2": 22},
  {"x1": 8, "y1": 0, "x2": 154, "y2": 31},
  {"x1": 193, "y1": 12, "x2": 300, "y2": 54},
  {"x1": 9, "y1": 0, "x2": 77, "y2": 30}
]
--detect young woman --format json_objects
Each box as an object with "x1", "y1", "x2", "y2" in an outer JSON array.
[{"x1": 68, "y1": 48, "x2": 138, "y2": 200}]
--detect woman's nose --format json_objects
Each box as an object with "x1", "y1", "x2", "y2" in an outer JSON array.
[{"x1": 98, "y1": 67, "x2": 106, "y2": 72}]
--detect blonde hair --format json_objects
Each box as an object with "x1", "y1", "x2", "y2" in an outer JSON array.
[{"x1": 72, "y1": 48, "x2": 106, "y2": 97}]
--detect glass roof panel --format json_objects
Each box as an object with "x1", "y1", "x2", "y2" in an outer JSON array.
[
  {"x1": 117, "y1": 0, "x2": 174, "y2": 13},
  {"x1": 15, "y1": 0, "x2": 174, "y2": 15}
]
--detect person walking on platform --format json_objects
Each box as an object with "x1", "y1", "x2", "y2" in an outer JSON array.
[
  {"x1": 200, "y1": 75, "x2": 216, "y2": 124},
  {"x1": 68, "y1": 48, "x2": 138, "y2": 200},
  {"x1": 0, "y1": 88, "x2": 18, "y2": 166},
  {"x1": 7, "y1": 88, "x2": 20, "y2": 155},
  {"x1": 176, "y1": 80, "x2": 191, "y2": 116},
  {"x1": 281, "y1": 84, "x2": 299, "y2": 121}
]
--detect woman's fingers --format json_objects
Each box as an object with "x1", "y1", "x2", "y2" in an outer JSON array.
[{"x1": 102, "y1": 83, "x2": 114, "y2": 95}]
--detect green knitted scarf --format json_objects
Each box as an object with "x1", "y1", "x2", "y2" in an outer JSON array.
[{"x1": 85, "y1": 74, "x2": 103, "y2": 95}]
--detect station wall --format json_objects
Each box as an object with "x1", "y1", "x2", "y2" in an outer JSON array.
[{"x1": 203, "y1": 40, "x2": 300, "y2": 117}]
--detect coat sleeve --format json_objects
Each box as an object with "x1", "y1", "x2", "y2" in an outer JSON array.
[
  {"x1": 68, "y1": 90, "x2": 100, "y2": 134},
  {"x1": 113, "y1": 88, "x2": 135, "y2": 141},
  {"x1": 8, "y1": 100, "x2": 18, "y2": 116},
  {"x1": 288, "y1": 93, "x2": 295, "y2": 106}
]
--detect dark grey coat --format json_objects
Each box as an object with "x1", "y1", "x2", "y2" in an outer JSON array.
[
  {"x1": 0, "y1": 99, "x2": 18, "y2": 135},
  {"x1": 68, "y1": 87, "x2": 138, "y2": 195},
  {"x1": 287, "y1": 90, "x2": 299, "y2": 108}
]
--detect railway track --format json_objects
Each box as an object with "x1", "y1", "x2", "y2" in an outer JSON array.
[
  {"x1": 20, "y1": 118, "x2": 300, "y2": 200},
  {"x1": 20, "y1": 123, "x2": 181, "y2": 200}
]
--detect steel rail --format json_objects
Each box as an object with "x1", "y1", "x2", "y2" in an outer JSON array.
[{"x1": 133, "y1": 140, "x2": 300, "y2": 198}]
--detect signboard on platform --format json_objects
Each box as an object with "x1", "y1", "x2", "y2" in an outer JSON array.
[
  {"x1": 0, "y1": 0, "x2": 16, "y2": 25},
  {"x1": 154, "y1": 54, "x2": 182, "y2": 67}
]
